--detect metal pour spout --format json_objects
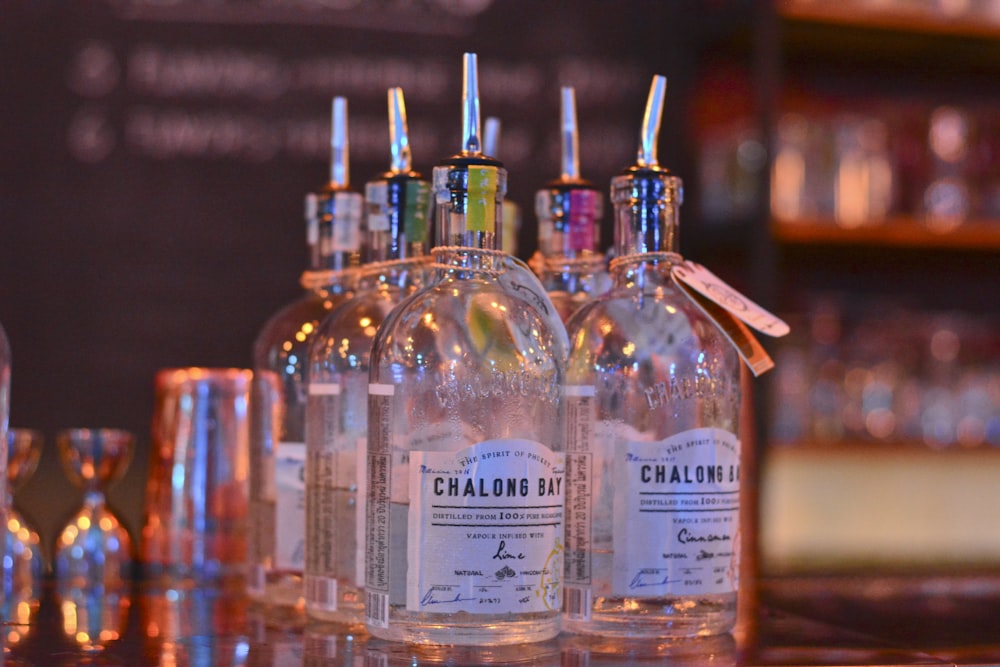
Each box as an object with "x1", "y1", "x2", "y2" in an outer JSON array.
[
  {"x1": 636, "y1": 75, "x2": 666, "y2": 169},
  {"x1": 461, "y1": 52, "x2": 482, "y2": 155},
  {"x1": 560, "y1": 86, "x2": 580, "y2": 181},
  {"x1": 388, "y1": 87, "x2": 412, "y2": 174},
  {"x1": 330, "y1": 96, "x2": 350, "y2": 187}
]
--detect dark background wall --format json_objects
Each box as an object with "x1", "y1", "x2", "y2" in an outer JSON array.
[{"x1": 0, "y1": 0, "x2": 753, "y2": 559}]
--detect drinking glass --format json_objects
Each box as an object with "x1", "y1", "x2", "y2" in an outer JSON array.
[
  {"x1": 4, "y1": 427, "x2": 45, "y2": 647},
  {"x1": 53, "y1": 427, "x2": 135, "y2": 591},
  {"x1": 142, "y1": 367, "x2": 252, "y2": 583},
  {"x1": 5, "y1": 428, "x2": 44, "y2": 593}
]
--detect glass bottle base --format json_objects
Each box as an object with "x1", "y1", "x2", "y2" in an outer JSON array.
[
  {"x1": 366, "y1": 637, "x2": 562, "y2": 665},
  {"x1": 559, "y1": 630, "x2": 737, "y2": 663},
  {"x1": 367, "y1": 610, "x2": 560, "y2": 646},
  {"x1": 247, "y1": 571, "x2": 305, "y2": 610},
  {"x1": 306, "y1": 601, "x2": 365, "y2": 627},
  {"x1": 562, "y1": 594, "x2": 736, "y2": 639}
]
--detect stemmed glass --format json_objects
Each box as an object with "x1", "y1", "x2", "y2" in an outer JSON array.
[
  {"x1": 53, "y1": 428, "x2": 135, "y2": 591},
  {"x1": 4, "y1": 427, "x2": 45, "y2": 646}
]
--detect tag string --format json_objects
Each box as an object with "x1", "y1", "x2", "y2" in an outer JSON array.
[
  {"x1": 429, "y1": 246, "x2": 507, "y2": 276},
  {"x1": 608, "y1": 251, "x2": 683, "y2": 272}
]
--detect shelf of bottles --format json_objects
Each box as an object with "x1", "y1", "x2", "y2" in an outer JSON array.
[
  {"x1": 770, "y1": 100, "x2": 1000, "y2": 249},
  {"x1": 769, "y1": 295, "x2": 1000, "y2": 452},
  {"x1": 760, "y1": 3, "x2": 1000, "y2": 453},
  {"x1": 779, "y1": 0, "x2": 1000, "y2": 39}
]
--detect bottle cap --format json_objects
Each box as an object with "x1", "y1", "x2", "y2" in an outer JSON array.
[
  {"x1": 535, "y1": 86, "x2": 602, "y2": 256},
  {"x1": 612, "y1": 75, "x2": 682, "y2": 207},
  {"x1": 306, "y1": 96, "x2": 363, "y2": 270},
  {"x1": 434, "y1": 53, "x2": 507, "y2": 239},
  {"x1": 609, "y1": 75, "x2": 683, "y2": 258},
  {"x1": 365, "y1": 87, "x2": 431, "y2": 255}
]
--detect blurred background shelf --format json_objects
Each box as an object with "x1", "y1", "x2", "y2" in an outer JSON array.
[
  {"x1": 779, "y1": 0, "x2": 1000, "y2": 39},
  {"x1": 772, "y1": 217, "x2": 1000, "y2": 250},
  {"x1": 732, "y1": 1, "x2": 1000, "y2": 577},
  {"x1": 762, "y1": 443, "x2": 1000, "y2": 573}
]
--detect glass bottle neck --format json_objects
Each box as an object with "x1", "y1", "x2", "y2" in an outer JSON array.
[
  {"x1": 432, "y1": 160, "x2": 507, "y2": 273},
  {"x1": 536, "y1": 184, "x2": 602, "y2": 260},
  {"x1": 609, "y1": 168, "x2": 683, "y2": 289},
  {"x1": 356, "y1": 256, "x2": 430, "y2": 291},
  {"x1": 306, "y1": 186, "x2": 363, "y2": 273},
  {"x1": 611, "y1": 169, "x2": 682, "y2": 259},
  {"x1": 300, "y1": 268, "x2": 355, "y2": 296},
  {"x1": 609, "y1": 251, "x2": 681, "y2": 289},
  {"x1": 364, "y1": 174, "x2": 432, "y2": 264}
]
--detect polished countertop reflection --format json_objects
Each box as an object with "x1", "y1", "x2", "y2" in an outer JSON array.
[{"x1": 4, "y1": 573, "x2": 1000, "y2": 666}]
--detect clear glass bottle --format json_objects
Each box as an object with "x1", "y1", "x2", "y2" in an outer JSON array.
[
  {"x1": 248, "y1": 97, "x2": 361, "y2": 610},
  {"x1": 364, "y1": 53, "x2": 568, "y2": 646},
  {"x1": 0, "y1": 320, "x2": 9, "y2": 614},
  {"x1": 562, "y1": 76, "x2": 742, "y2": 638},
  {"x1": 305, "y1": 87, "x2": 432, "y2": 626},
  {"x1": 534, "y1": 86, "x2": 610, "y2": 323}
]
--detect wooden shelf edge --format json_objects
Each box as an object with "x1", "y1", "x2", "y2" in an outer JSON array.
[
  {"x1": 778, "y1": 0, "x2": 1000, "y2": 40},
  {"x1": 771, "y1": 217, "x2": 1000, "y2": 251},
  {"x1": 765, "y1": 440, "x2": 1000, "y2": 456}
]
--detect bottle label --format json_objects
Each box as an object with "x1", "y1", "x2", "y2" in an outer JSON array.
[
  {"x1": 403, "y1": 180, "x2": 431, "y2": 244},
  {"x1": 275, "y1": 440, "x2": 306, "y2": 572},
  {"x1": 304, "y1": 575, "x2": 337, "y2": 613},
  {"x1": 563, "y1": 386, "x2": 595, "y2": 582},
  {"x1": 330, "y1": 191, "x2": 363, "y2": 252},
  {"x1": 365, "y1": 182, "x2": 391, "y2": 232},
  {"x1": 563, "y1": 386, "x2": 594, "y2": 619},
  {"x1": 612, "y1": 427, "x2": 740, "y2": 597},
  {"x1": 306, "y1": 381, "x2": 370, "y2": 610},
  {"x1": 466, "y1": 165, "x2": 498, "y2": 233},
  {"x1": 305, "y1": 382, "x2": 340, "y2": 609},
  {"x1": 365, "y1": 384, "x2": 394, "y2": 628},
  {"x1": 567, "y1": 189, "x2": 596, "y2": 252},
  {"x1": 406, "y1": 439, "x2": 565, "y2": 615},
  {"x1": 354, "y1": 435, "x2": 368, "y2": 588}
]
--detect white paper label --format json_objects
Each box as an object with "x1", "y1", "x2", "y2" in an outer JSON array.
[
  {"x1": 305, "y1": 382, "x2": 340, "y2": 610},
  {"x1": 330, "y1": 191, "x2": 363, "y2": 252},
  {"x1": 672, "y1": 260, "x2": 789, "y2": 337},
  {"x1": 275, "y1": 441, "x2": 306, "y2": 572},
  {"x1": 564, "y1": 385, "x2": 595, "y2": 588},
  {"x1": 406, "y1": 439, "x2": 565, "y2": 615},
  {"x1": 612, "y1": 427, "x2": 740, "y2": 597},
  {"x1": 305, "y1": 193, "x2": 320, "y2": 245},
  {"x1": 354, "y1": 436, "x2": 367, "y2": 588},
  {"x1": 366, "y1": 182, "x2": 391, "y2": 232}
]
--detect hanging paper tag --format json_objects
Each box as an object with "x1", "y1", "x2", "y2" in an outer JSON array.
[
  {"x1": 671, "y1": 260, "x2": 790, "y2": 337},
  {"x1": 675, "y1": 283, "x2": 775, "y2": 377},
  {"x1": 668, "y1": 259, "x2": 788, "y2": 377}
]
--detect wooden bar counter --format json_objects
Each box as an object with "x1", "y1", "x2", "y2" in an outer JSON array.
[{"x1": 5, "y1": 572, "x2": 1000, "y2": 666}]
